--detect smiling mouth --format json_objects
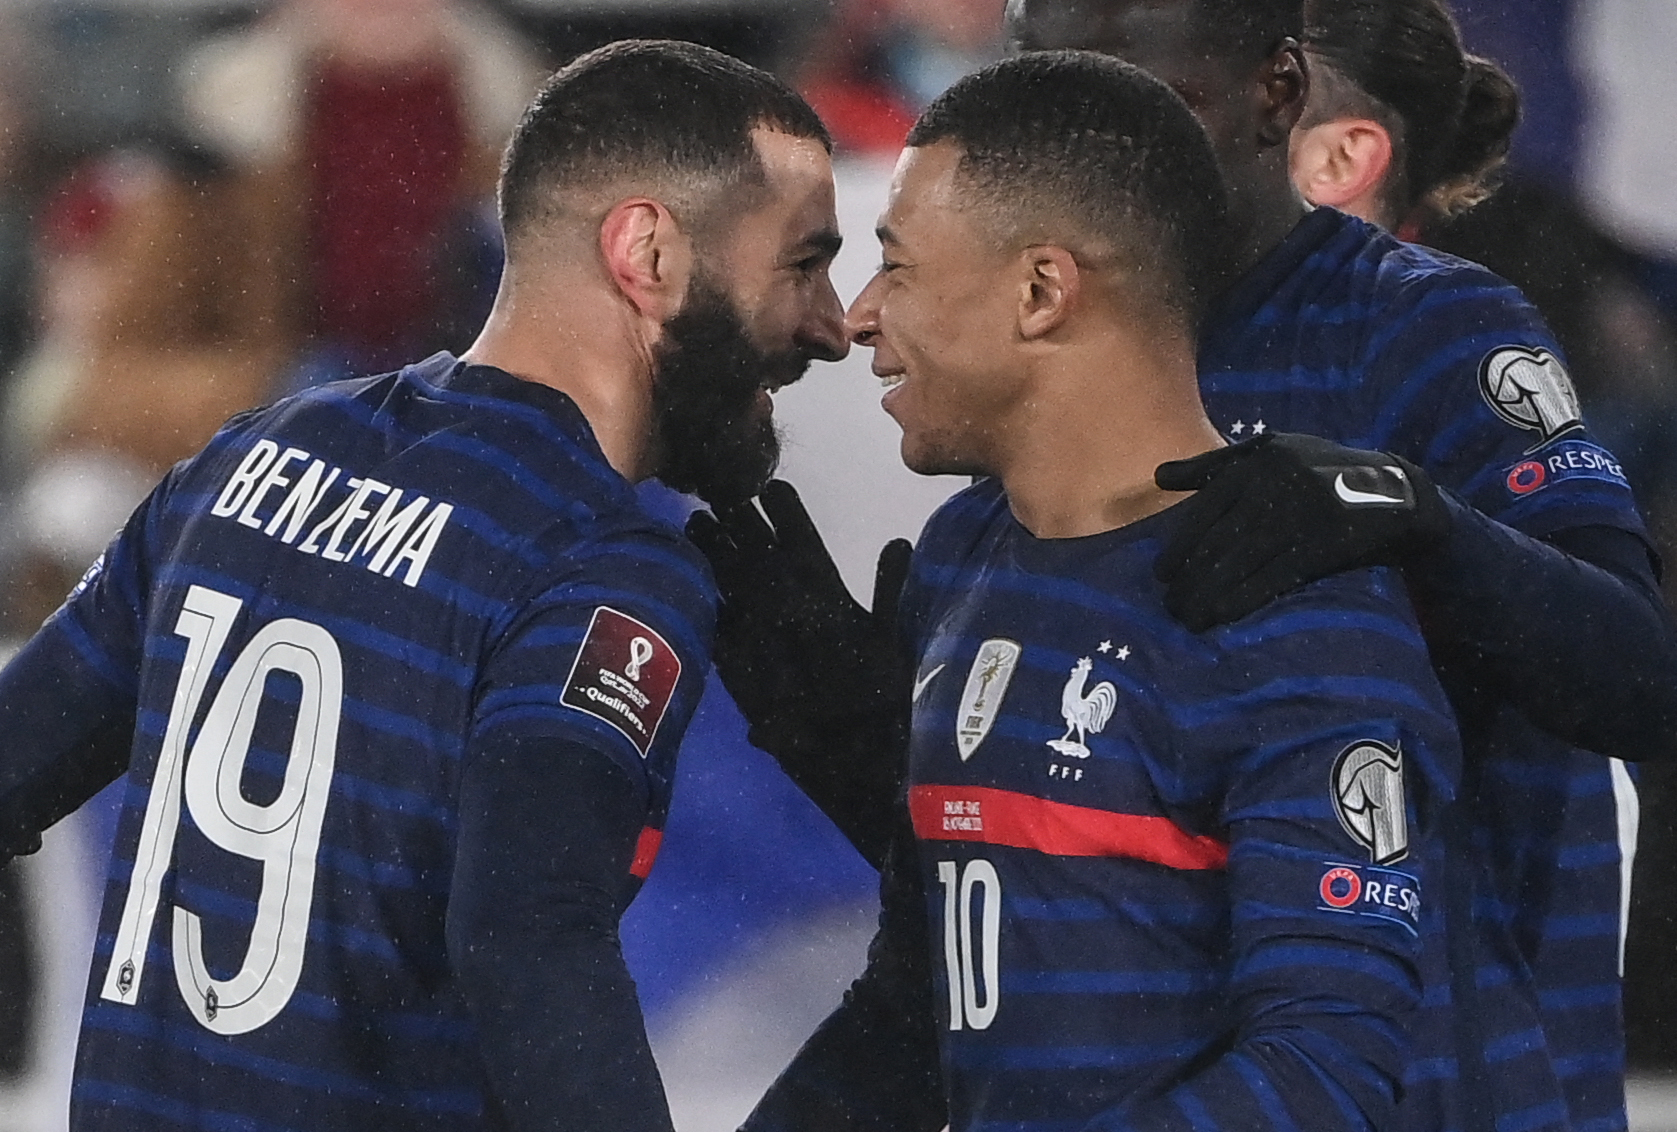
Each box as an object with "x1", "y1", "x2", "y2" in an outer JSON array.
[{"x1": 879, "y1": 372, "x2": 905, "y2": 389}]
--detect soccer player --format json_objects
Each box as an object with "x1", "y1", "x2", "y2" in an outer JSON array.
[
  {"x1": 695, "y1": 3, "x2": 1677, "y2": 1131},
  {"x1": 0, "y1": 40, "x2": 849, "y2": 1132},
  {"x1": 743, "y1": 50, "x2": 1461, "y2": 1131}
]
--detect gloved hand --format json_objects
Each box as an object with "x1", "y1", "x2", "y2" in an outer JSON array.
[
  {"x1": 1153, "y1": 432, "x2": 1451, "y2": 631},
  {"x1": 687, "y1": 480, "x2": 912, "y2": 864},
  {"x1": 0, "y1": 827, "x2": 41, "y2": 865}
]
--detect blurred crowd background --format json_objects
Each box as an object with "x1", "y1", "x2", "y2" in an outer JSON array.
[{"x1": 0, "y1": 0, "x2": 1676, "y2": 1128}]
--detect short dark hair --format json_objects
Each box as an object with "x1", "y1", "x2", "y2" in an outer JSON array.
[
  {"x1": 1303, "y1": 0, "x2": 1519, "y2": 220},
  {"x1": 907, "y1": 50, "x2": 1228, "y2": 328},
  {"x1": 498, "y1": 40, "x2": 831, "y2": 247}
]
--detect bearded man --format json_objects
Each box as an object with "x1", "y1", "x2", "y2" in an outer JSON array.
[{"x1": 0, "y1": 39, "x2": 848, "y2": 1132}]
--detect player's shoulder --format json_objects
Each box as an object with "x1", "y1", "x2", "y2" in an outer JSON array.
[
  {"x1": 1332, "y1": 210, "x2": 1535, "y2": 323},
  {"x1": 180, "y1": 355, "x2": 710, "y2": 607},
  {"x1": 1206, "y1": 565, "x2": 1438, "y2": 687}
]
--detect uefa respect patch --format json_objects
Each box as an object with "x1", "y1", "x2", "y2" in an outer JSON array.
[
  {"x1": 560, "y1": 607, "x2": 681, "y2": 758},
  {"x1": 1504, "y1": 439, "x2": 1629, "y2": 498},
  {"x1": 1316, "y1": 861, "x2": 1421, "y2": 935}
]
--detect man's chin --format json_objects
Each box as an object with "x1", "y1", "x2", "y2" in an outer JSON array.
[
  {"x1": 901, "y1": 434, "x2": 985, "y2": 479},
  {"x1": 662, "y1": 419, "x2": 781, "y2": 506}
]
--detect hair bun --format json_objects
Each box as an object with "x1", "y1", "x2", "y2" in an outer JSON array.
[{"x1": 1421, "y1": 54, "x2": 1520, "y2": 218}]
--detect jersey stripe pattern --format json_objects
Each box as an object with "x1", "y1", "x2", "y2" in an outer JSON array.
[
  {"x1": 53, "y1": 354, "x2": 714, "y2": 1132},
  {"x1": 898, "y1": 480, "x2": 1461, "y2": 1132},
  {"x1": 1198, "y1": 208, "x2": 1646, "y2": 1132}
]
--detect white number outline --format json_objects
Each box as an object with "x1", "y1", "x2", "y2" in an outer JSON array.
[
  {"x1": 937, "y1": 857, "x2": 1001, "y2": 1031},
  {"x1": 101, "y1": 584, "x2": 342, "y2": 1035}
]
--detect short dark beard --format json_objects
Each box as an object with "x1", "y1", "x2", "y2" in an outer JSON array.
[{"x1": 650, "y1": 277, "x2": 809, "y2": 506}]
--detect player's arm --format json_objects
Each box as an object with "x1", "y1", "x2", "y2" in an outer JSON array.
[
  {"x1": 1155, "y1": 434, "x2": 1677, "y2": 760},
  {"x1": 0, "y1": 621, "x2": 137, "y2": 860},
  {"x1": 448, "y1": 528, "x2": 713, "y2": 1131},
  {"x1": 740, "y1": 810, "x2": 946, "y2": 1132},
  {"x1": 1089, "y1": 583, "x2": 1458, "y2": 1131},
  {"x1": 0, "y1": 475, "x2": 169, "y2": 860},
  {"x1": 1154, "y1": 281, "x2": 1677, "y2": 762},
  {"x1": 1396, "y1": 496, "x2": 1677, "y2": 761},
  {"x1": 446, "y1": 731, "x2": 673, "y2": 1132},
  {"x1": 686, "y1": 480, "x2": 913, "y2": 867}
]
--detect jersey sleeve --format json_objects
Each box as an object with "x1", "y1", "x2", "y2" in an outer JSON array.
[
  {"x1": 470, "y1": 525, "x2": 715, "y2": 807},
  {"x1": 446, "y1": 733, "x2": 677, "y2": 1132},
  {"x1": 1107, "y1": 571, "x2": 1461, "y2": 1132},
  {"x1": 0, "y1": 470, "x2": 173, "y2": 853},
  {"x1": 1363, "y1": 264, "x2": 1647, "y2": 544}
]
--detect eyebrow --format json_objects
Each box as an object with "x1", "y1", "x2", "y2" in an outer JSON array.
[{"x1": 800, "y1": 229, "x2": 844, "y2": 259}]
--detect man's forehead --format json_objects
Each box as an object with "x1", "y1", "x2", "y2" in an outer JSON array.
[
  {"x1": 881, "y1": 143, "x2": 964, "y2": 231},
  {"x1": 750, "y1": 126, "x2": 834, "y2": 189},
  {"x1": 725, "y1": 127, "x2": 839, "y2": 250}
]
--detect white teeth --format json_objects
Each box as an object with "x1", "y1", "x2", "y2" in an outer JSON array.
[{"x1": 880, "y1": 373, "x2": 905, "y2": 388}]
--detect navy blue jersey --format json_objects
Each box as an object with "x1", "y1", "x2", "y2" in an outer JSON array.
[
  {"x1": 898, "y1": 480, "x2": 1460, "y2": 1132},
  {"x1": 1199, "y1": 207, "x2": 1642, "y2": 1132},
  {"x1": 43, "y1": 354, "x2": 713, "y2": 1130}
]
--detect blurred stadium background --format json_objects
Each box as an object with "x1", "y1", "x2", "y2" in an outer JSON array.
[{"x1": 0, "y1": 1, "x2": 1674, "y2": 1128}]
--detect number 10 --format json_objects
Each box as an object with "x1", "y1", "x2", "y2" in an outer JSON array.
[{"x1": 937, "y1": 858, "x2": 1000, "y2": 1030}]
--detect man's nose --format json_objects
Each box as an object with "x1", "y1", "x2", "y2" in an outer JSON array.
[
  {"x1": 800, "y1": 275, "x2": 850, "y2": 362},
  {"x1": 845, "y1": 278, "x2": 882, "y2": 347}
]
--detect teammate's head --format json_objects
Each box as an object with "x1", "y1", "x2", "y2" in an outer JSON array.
[
  {"x1": 1291, "y1": 0, "x2": 1519, "y2": 228},
  {"x1": 1004, "y1": 0, "x2": 1305, "y2": 257},
  {"x1": 847, "y1": 50, "x2": 1227, "y2": 477},
  {"x1": 498, "y1": 40, "x2": 847, "y2": 505}
]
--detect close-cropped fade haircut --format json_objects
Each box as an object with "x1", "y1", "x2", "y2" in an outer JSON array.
[
  {"x1": 498, "y1": 40, "x2": 831, "y2": 250},
  {"x1": 906, "y1": 50, "x2": 1229, "y2": 329}
]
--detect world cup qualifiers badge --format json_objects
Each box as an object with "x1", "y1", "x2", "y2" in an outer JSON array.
[{"x1": 562, "y1": 607, "x2": 681, "y2": 757}]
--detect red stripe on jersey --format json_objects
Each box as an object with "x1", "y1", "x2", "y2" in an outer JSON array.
[
  {"x1": 629, "y1": 826, "x2": 663, "y2": 879},
  {"x1": 909, "y1": 784, "x2": 1228, "y2": 870}
]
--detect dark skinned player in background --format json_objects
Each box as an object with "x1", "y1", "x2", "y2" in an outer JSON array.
[{"x1": 689, "y1": 3, "x2": 1677, "y2": 1131}]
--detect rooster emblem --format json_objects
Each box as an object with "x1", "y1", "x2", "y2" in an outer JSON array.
[{"x1": 1046, "y1": 657, "x2": 1118, "y2": 759}]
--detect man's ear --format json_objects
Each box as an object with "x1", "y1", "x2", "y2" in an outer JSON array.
[
  {"x1": 1256, "y1": 39, "x2": 1310, "y2": 148},
  {"x1": 599, "y1": 198, "x2": 693, "y2": 322},
  {"x1": 1291, "y1": 118, "x2": 1393, "y2": 221},
  {"x1": 1018, "y1": 245, "x2": 1080, "y2": 341}
]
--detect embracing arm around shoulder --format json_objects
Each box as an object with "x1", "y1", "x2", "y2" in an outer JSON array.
[{"x1": 1155, "y1": 275, "x2": 1677, "y2": 761}]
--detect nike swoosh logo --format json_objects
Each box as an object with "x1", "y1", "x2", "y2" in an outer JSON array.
[
  {"x1": 913, "y1": 664, "x2": 945, "y2": 702},
  {"x1": 1334, "y1": 470, "x2": 1408, "y2": 506}
]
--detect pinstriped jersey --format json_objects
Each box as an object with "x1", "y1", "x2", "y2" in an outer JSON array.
[
  {"x1": 55, "y1": 354, "x2": 714, "y2": 1131},
  {"x1": 900, "y1": 480, "x2": 1460, "y2": 1132},
  {"x1": 1199, "y1": 207, "x2": 1644, "y2": 1132}
]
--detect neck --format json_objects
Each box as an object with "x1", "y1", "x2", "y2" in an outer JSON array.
[
  {"x1": 1225, "y1": 160, "x2": 1311, "y2": 280},
  {"x1": 462, "y1": 270, "x2": 658, "y2": 481},
  {"x1": 995, "y1": 327, "x2": 1224, "y2": 540}
]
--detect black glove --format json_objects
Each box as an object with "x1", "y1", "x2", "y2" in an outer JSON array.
[
  {"x1": 1153, "y1": 432, "x2": 1451, "y2": 631},
  {"x1": 686, "y1": 480, "x2": 913, "y2": 865},
  {"x1": 0, "y1": 827, "x2": 41, "y2": 865}
]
